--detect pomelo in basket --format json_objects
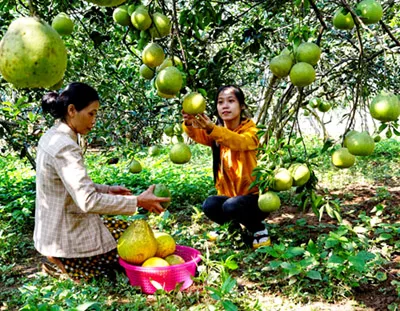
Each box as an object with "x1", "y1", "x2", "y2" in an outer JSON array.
[
  {"x1": 169, "y1": 142, "x2": 191, "y2": 164},
  {"x1": 346, "y1": 131, "x2": 375, "y2": 156},
  {"x1": 165, "y1": 254, "x2": 185, "y2": 265},
  {"x1": 117, "y1": 219, "x2": 158, "y2": 265},
  {"x1": 369, "y1": 93, "x2": 400, "y2": 122},
  {"x1": 332, "y1": 147, "x2": 355, "y2": 168},
  {"x1": 182, "y1": 92, "x2": 206, "y2": 114},
  {"x1": 142, "y1": 257, "x2": 169, "y2": 267},
  {"x1": 153, "y1": 184, "x2": 171, "y2": 208},
  {"x1": 154, "y1": 232, "x2": 176, "y2": 258},
  {"x1": 0, "y1": 17, "x2": 67, "y2": 89},
  {"x1": 258, "y1": 191, "x2": 281, "y2": 213}
]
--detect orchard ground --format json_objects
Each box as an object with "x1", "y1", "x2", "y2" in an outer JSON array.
[{"x1": 0, "y1": 136, "x2": 399, "y2": 311}]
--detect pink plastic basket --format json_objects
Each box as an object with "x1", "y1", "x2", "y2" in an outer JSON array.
[{"x1": 119, "y1": 245, "x2": 201, "y2": 294}]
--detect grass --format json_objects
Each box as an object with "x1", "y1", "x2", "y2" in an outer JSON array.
[{"x1": 0, "y1": 138, "x2": 399, "y2": 310}]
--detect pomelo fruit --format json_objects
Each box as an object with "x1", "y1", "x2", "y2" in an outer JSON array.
[
  {"x1": 156, "y1": 66, "x2": 183, "y2": 95},
  {"x1": 131, "y1": 6, "x2": 152, "y2": 30},
  {"x1": 0, "y1": 17, "x2": 67, "y2": 89},
  {"x1": 154, "y1": 232, "x2": 176, "y2": 258},
  {"x1": 333, "y1": 8, "x2": 355, "y2": 30},
  {"x1": 343, "y1": 130, "x2": 358, "y2": 147},
  {"x1": 332, "y1": 147, "x2": 355, "y2": 168},
  {"x1": 374, "y1": 135, "x2": 381, "y2": 142},
  {"x1": 158, "y1": 90, "x2": 176, "y2": 99},
  {"x1": 269, "y1": 54, "x2": 293, "y2": 78},
  {"x1": 148, "y1": 145, "x2": 161, "y2": 156},
  {"x1": 164, "y1": 125, "x2": 175, "y2": 137},
  {"x1": 296, "y1": 42, "x2": 321, "y2": 66},
  {"x1": 369, "y1": 93, "x2": 400, "y2": 122},
  {"x1": 169, "y1": 142, "x2": 191, "y2": 164},
  {"x1": 289, "y1": 164, "x2": 310, "y2": 187},
  {"x1": 182, "y1": 92, "x2": 206, "y2": 114},
  {"x1": 142, "y1": 257, "x2": 169, "y2": 267},
  {"x1": 85, "y1": 0, "x2": 127, "y2": 6},
  {"x1": 139, "y1": 64, "x2": 154, "y2": 80},
  {"x1": 127, "y1": 4, "x2": 136, "y2": 15},
  {"x1": 280, "y1": 47, "x2": 295, "y2": 61},
  {"x1": 309, "y1": 97, "x2": 321, "y2": 108},
  {"x1": 142, "y1": 42, "x2": 165, "y2": 68},
  {"x1": 52, "y1": 13, "x2": 74, "y2": 36},
  {"x1": 164, "y1": 254, "x2": 185, "y2": 265},
  {"x1": 117, "y1": 219, "x2": 158, "y2": 265},
  {"x1": 113, "y1": 5, "x2": 131, "y2": 26},
  {"x1": 272, "y1": 168, "x2": 293, "y2": 191},
  {"x1": 129, "y1": 159, "x2": 142, "y2": 173},
  {"x1": 356, "y1": 0, "x2": 383, "y2": 25},
  {"x1": 346, "y1": 131, "x2": 375, "y2": 156},
  {"x1": 153, "y1": 184, "x2": 171, "y2": 209},
  {"x1": 318, "y1": 101, "x2": 331, "y2": 112},
  {"x1": 149, "y1": 12, "x2": 171, "y2": 38},
  {"x1": 258, "y1": 191, "x2": 281, "y2": 212},
  {"x1": 289, "y1": 62, "x2": 316, "y2": 87},
  {"x1": 157, "y1": 56, "x2": 183, "y2": 72}
]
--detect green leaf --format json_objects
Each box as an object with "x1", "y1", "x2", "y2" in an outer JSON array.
[
  {"x1": 306, "y1": 239, "x2": 318, "y2": 255},
  {"x1": 221, "y1": 300, "x2": 238, "y2": 311},
  {"x1": 306, "y1": 270, "x2": 322, "y2": 280},
  {"x1": 283, "y1": 246, "x2": 305, "y2": 259},
  {"x1": 221, "y1": 275, "x2": 236, "y2": 294},
  {"x1": 327, "y1": 254, "x2": 345, "y2": 265}
]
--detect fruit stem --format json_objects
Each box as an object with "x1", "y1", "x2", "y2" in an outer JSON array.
[{"x1": 27, "y1": 0, "x2": 36, "y2": 17}]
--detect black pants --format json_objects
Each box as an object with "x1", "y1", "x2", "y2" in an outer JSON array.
[{"x1": 202, "y1": 194, "x2": 269, "y2": 233}]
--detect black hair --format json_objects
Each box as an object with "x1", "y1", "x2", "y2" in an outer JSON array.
[
  {"x1": 41, "y1": 82, "x2": 99, "y2": 119},
  {"x1": 211, "y1": 85, "x2": 247, "y2": 184}
]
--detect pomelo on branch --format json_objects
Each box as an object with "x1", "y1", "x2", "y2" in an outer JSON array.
[
  {"x1": 164, "y1": 125, "x2": 175, "y2": 137},
  {"x1": 129, "y1": 159, "x2": 142, "y2": 173},
  {"x1": 269, "y1": 54, "x2": 293, "y2": 78},
  {"x1": 258, "y1": 191, "x2": 281, "y2": 213},
  {"x1": 131, "y1": 6, "x2": 152, "y2": 31},
  {"x1": 369, "y1": 93, "x2": 400, "y2": 122},
  {"x1": 280, "y1": 47, "x2": 295, "y2": 61},
  {"x1": 149, "y1": 12, "x2": 171, "y2": 38},
  {"x1": 333, "y1": 8, "x2": 355, "y2": 30},
  {"x1": 142, "y1": 42, "x2": 165, "y2": 68},
  {"x1": 0, "y1": 17, "x2": 67, "y2": 89},
  {"x1": 158, "y1": 90, "x2": 176, "y2": 98},
  {"x1": 148, "y1": 145, "x2": 161, "y2": 156},
  {"x1": 309, "y1": 97, "x2": 321, "y2": 108},
  {"x1": 156, "y1": 66, "x2": 183, "y2": 95},
  {"x1": 356, "y1": 0, "x2": 383, "y2": 25},
  {"x1": 157, "y1": 56, "x2": 183, "y2": 72},
  {"x1": 182, "y1": 92, "x2": 206, "y2": 114},
  {"x1": 295, "y1": 42, "x2": 321, "y2": 66},
  {"x1": 289, "y1": 62, "x2": 316, "y2": 87},
  {"x1": 127, "y1": 4, "x2": 136, "y2": 15},
  {"x1": 153, "y1": 184, "x2": 171, "y2": 208},
  {"x1": 117, "y1": 219, "x2": 158, "y2": 265},
  {"x1": 318, "y1": 101, "x2": 331, "y2": 112},
  {"x1": 374, "y1": 135, "x2": 381, "y2": 142},
  {"x1": 272, "y1": 168, "x2": 293, "y2": 191},
  {"x1": 346, "y1": 131, "x2": 375, "y2": 156},
  {"x1": 289, "y1": 164, "x2": 310, "y2": 187},
  {"x1": 169, "y1": 142, "x2": 191, "y2": 164},
  {"x1": 85, "y1": 0, "x2": 127, "y2": 6},
  {"x1": 165, "y1": 254, "x2": 185, "y2": 265},
  {"x1": 113, "y1": 5, "x2": 131, "y2": 26},
  {"x1": 332, "y1": 147, "x2": 355, "y2": 168},
  {"x1": 142, "y1": 257, "x2": 169, "y2": 267},
  {"x1": 52, "y1": 13, "x2": 74, "y2": 36},
  {"x1": 139, "y1": 64, "x2": 154, "y2": 80},
  {"x1": 343, "y1": 130, "x2": 358, "y2": 147},
  {"x1": 154, "y1": 232, "x2": 176, "y2": 258}
]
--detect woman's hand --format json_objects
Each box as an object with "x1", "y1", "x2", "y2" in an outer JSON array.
[
  {"x1": 182, "y1": 110, "x2": 196, "y2": 126},
  {"x1": 193, "y1": 113, "x2": 215, "y2": 133},
  {"x1": 136, "y1": 185, "x2": 170, "y2": 214},
  {"x1": 108, "y1": 185, "x2": 132, "y2": 195}
]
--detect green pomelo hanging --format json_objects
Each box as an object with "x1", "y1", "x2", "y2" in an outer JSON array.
[
  {"x1": 333, "y1": 8, "x2": 355, "y2": 30},
  {"x1": 52, "y1": 13, "x2": 74, "y2": 36},
  {"x1": 289, "y1": 62, "x2": 316, "y2": 87},
  {"x1": 258, "y1": 192, "x2": 281, "y2": 212},
  {"x1": 85, "y1": 0, "x2": 127, "y2": 7},
  {"x1": 153, "y1": 184, "x2": 171, "y2": 208},
  {"x1": 296, "y1": 42, "x2": 321, "y2": 66},
  {"x1": 269, "y1": 54, "x2": 293, "y2": 78},
  {"x1": 332, "y1": 147, "x2": 355, "y2": 168},
  {"x1": 156, "y1": 66, "x2": 183, "y2": 95},
  {"x1": 346, "y1": 131, "x2": 375, "y2": 156},
  {"x1": 149, "y1": 12, "x2": 171, "y2": 38},
  {"x1": 369, "y1": 93, "x2": 400, "y2": 122},
  {"x1": 0, "y1": 17, "x2": 67, "y2": 89},
  {"x1": 169, "y1": 143, "x2": 191, "y2": 164},
  {"x1": 182, "y1": 92, "x2": 206, "y2": 114}
]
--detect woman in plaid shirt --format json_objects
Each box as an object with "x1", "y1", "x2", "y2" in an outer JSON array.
[{"x1": 34, "y1": 82, "x2": 169, "y2": 280}]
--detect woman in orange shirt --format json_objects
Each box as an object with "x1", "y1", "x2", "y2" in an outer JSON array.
[{"x1": 182, "y1": 85, "x2": 270, "y2": 249}]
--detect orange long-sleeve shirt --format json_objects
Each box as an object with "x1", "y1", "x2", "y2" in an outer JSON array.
[{"x1": 183, "y1": 118, "x2": 259, "y2": 197}]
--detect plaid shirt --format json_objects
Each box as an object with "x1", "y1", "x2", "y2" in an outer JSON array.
[{"x1": 34, "y1": 122, "x2": 137, "y2": 258}]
